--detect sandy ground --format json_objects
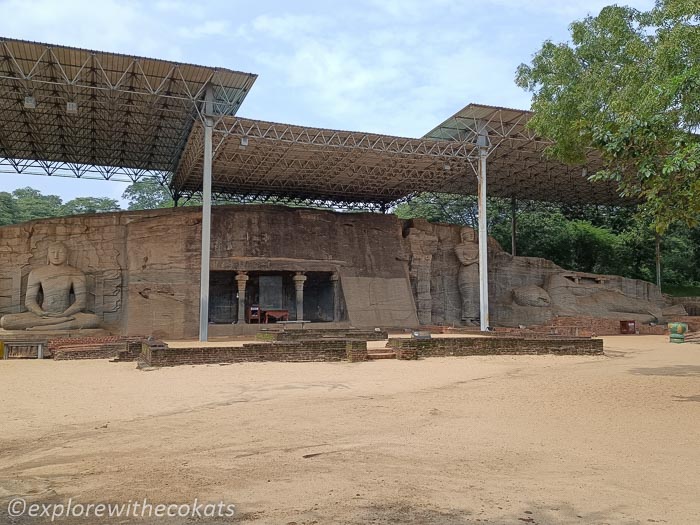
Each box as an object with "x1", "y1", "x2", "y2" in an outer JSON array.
[{"x1": 0, "y1": 335, "x2": 699, "y2": 524}]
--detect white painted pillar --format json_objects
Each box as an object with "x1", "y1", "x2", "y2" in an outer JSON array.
[
  {"x1": 199, "y1": 85, "x2": 214, "y2": 341},
  {"x1": 476, "y1": 124, "x2": 490, "y2": 331}
]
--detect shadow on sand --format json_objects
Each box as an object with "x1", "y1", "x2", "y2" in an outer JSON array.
[
  {"x1": 672, "y1": 394, "x2": 700, "y2": 402},
  {"x1": 339, "y1": 502, "x2": 643, "y2": 525},
  {"x1": 628, "y1": 365, "x2": 700, "y2": 377}
]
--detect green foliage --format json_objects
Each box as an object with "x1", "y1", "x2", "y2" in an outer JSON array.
[
  {"x1": 663, "y1": 284, "x2": 700, "y2": 297},
  {"x1": 0, "y1": 192, "x2": 19, "y2": 225},
  {"x1": 516, "y1": 0, "x2": 700, "y2": 232},
  {"x1": 0, "y1": 187, "x2": 121, "y2": 225},
  {"x1": 61, "y1": 197, "x2": 120, "y2": 216},
  {"x1": 122, "y1": 179, "x2": 176, "y2": 210},
  {"x1": 121, "y1": 179, "x2": 202, "y2": 210},
  {"x1": 10, "y1": 187, "x2": 63, "y2": 222},
  {"x1": 395, "y1": 194, "x2": 478, "y2": 226}
]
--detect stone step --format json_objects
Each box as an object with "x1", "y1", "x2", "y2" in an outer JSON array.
[
  {"x1": 366, "y1": 351, "x2": 396, "y2": 360},
  {"x1": 684, "y1": 332, "x2": 700, "y2": 343}
]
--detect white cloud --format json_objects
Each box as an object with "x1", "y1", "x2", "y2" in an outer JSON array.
[
  {"x1": 485, "y1": 0, "x2": 655, "y2": 18},
  {"x1": 249, "y1": 13, "x2": 332, "y2": 40},
  {"x1": 178, "y1": 20, "x2": 230, "y2": 39},
  {"x1": 0, "y1": 0, "x2": 184, "y2": 60}
]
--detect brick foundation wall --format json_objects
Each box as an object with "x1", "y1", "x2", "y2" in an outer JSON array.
[
  {"x1": 48, "y1": 336, "x2": 122, "y2": 353},
  {"x1": 140, "y1": 339, "x2": 368, "y2": 367},
  {"x1": 513, "y1": 317, "x2": 666, "y2": 337},
  {"x1": 387, "y1": 337, "x2": 603, "y2": 356},
  {"x1": 395, "y1": 348, "x2": 418, "y2": 360},
  {"x1": 49, "y1": 336, "x2": 145, "y2": 360},
  {"x1": 53, "y1": 343, "x2": 125, "y2": 360},
  {"x1": 429, "y1": 317, "x2": 666, "y2": 337}
]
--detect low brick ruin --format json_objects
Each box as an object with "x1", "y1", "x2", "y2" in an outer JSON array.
[
  {"x1": 387, "y1": 337, "x2": 603, "y2": 357},
  {"x1": 49, "y1": 336, "x2": 143, "y2": 360},
  {"x1": 139, "y1": 339, "x2": 369, "y2": 367},
  {"x1": 134, "y1": 333, "x2": 603, "y2": 368}
]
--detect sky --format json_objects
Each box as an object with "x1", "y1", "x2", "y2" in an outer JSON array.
[{"x1": 0, "y1": 0, "x2": 655, "y2": 205}]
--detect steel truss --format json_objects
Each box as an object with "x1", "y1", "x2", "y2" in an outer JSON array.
[
  {"x1": 0, "y1": 38, "x2": 256, "y2": 182},
  {"x1": 171, "y1": 104, "x2": 626, "y2": 207},
  {"x1": 175, "y1": 190, "x2": 400, "y2": 212},
  {"x1": 424, "y1": 103, "x2": 624, "y2": 205},
  {"x1": 172, "y1": 117, "x2": 484, "y2": 205}
]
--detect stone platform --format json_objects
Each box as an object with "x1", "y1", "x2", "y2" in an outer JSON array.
[
  {"x1": 0, "y1": 328, "x2": 111, "y2": 341},
  {"x1": 208, "y1": 321, "x2": 355, "y2": 338}
]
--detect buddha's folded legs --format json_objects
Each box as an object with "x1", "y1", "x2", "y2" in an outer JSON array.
[{"x1": 1, "y1": 311, "x2": 100, "y2": 331}]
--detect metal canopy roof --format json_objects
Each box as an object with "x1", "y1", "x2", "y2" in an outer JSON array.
[
  {"x1": 0, "y1": 37, "x2": 627, "y2": 208},
  {"x1": 424, "y1": 103, "x2": 624, "y2": 205},
  {"x1": 171, "y1": 117, "x2": 481, "y2": 208},
  {"x1": 170, "y1": 104, "x2": 626, "y2": 208},
  {"x1": 0, "y1": 38, "x2": 257, "y2": 182}
]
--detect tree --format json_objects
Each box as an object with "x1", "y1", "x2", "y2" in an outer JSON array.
[
  {"x1": 122, "y1": 179, "x2": 176, "y2": 210},
  {"x1": 122, "y1": 178, "x2": 203, "y2": 210},
  {"x1": 394, "y1": 194, "x2": 478, "y2": 226},
  {"x1": 0, "y1": 192, "x2": 19, "y2": 225},
  {"x1": 61, "y1": 197, "x2": 120, "y2": 216},
  {"x1": 394, "y1": 193, "x2": 513, "y2": 231},
  {"x1": 11, "y1": 187, "x2": 63, "y2": 222},
  {"x1": 516, "y1": 0, "x2": 700, "y2": 232}
]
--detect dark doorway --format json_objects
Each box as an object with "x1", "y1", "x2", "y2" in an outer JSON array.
[
  {"x1": 209, "y1": 271, "x2": 342, "y2": 324},
  {"x1": 209, "y1": 272, "x2": 237, "y2": 323}
]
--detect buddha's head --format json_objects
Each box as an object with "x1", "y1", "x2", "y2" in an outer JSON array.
[
  {"x1": 47, "y1": 241, "x2": 69, "y2": 266},
  {"x1": 460, "y1": 227, "x2": 476, "y2": 243}
]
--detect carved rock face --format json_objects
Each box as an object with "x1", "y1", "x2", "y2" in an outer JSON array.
[{"x1": 512, "y1": 285, "x2": 552, "y2": 307}]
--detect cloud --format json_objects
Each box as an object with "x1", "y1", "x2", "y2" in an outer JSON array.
[
  {"x1": 485, "y1": 0, "x2": 655, "y2": 18},
  {"x1": 232, "y1": 5, "x2": 525, "y2": 136},
  {"x1": 249, "y1": 13, "x2": 332, "y2": 40},
  {"x1": 0, "y1": 0, "x2": 185, "y2": 60},
  {"x1": 178, "y1": 20, "x2": 230, "y2": 39}
]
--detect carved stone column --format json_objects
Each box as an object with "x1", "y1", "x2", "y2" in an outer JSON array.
[
  {"x1": 235, "y1": 272, "x2": 248, "y2": 323},
  {"x1": 293, "y1": 272, "x2": 307, "y2": 321},
  {"x1": 330, "y1": 272, "x2": 340, "y2": 322},
  {"x1": 406, "y1": 225, "x2": 438, "y2": 325}
]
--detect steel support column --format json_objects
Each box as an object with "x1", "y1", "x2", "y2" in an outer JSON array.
[
  {"x1": 511, "y1": 196, "x2": 517, "y2": 256},
  {"x1": 198, "y1": 85, "x2": 214, "y2": 341},
  {"x1": 477, "y1": 125, "x2": 490, "y2": 331}
]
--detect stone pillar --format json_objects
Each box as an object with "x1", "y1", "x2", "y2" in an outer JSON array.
[
  {"x1": 235, "y1": 272, "x2": 249, "y2": 323},
  {"x1": 293, "y1": 272, "x2": 307, "y2": 321},
  {"x1": 330, "y1": 272, "x2": 340, "y2": 321},
  {"x1": 406, "y1": 224, "x2": 438, "y2": 326}
]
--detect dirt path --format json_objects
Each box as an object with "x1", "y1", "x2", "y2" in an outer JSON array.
[{"x1": 1, "y1": 335, "x2": 698, "y2": 524}]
